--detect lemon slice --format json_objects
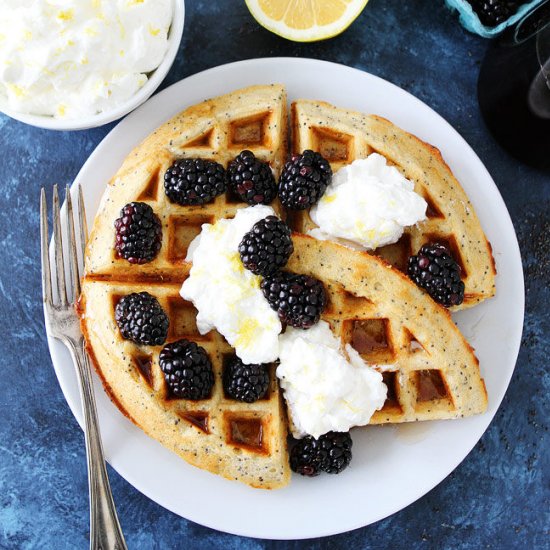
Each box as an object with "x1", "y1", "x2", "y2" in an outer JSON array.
[{"x1": 245, "y1": 0, "x2": 369, "y2": 42}]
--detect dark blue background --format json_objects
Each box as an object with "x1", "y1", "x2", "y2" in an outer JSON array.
[{"x1": 1, "y1": 1, "x2": 548, "y2": 548}]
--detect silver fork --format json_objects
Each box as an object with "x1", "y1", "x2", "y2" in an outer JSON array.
[{"x1": 41, "y1": 184, "x2": 127, "y2": 550}]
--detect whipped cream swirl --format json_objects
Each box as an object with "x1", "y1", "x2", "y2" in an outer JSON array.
[{"x1": 309, "y1": 154, "x2": 427, "y2": 250}]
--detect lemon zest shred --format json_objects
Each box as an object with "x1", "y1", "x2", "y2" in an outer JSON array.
[
  {"x1": 57, "y1": 9, "x2": 74, "y2": 22},
  {"x1": 235, "y1": 318, "x2": 260, "y2": 349}
]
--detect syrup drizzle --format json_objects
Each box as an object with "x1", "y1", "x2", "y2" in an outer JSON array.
[
  {"x1": 381, "y1": 371, "x2": 401, "y2": 411},
  {"x1": 424, "y1": 194, "x2": 444, "y2": 219},
  {"x1": 416, "y1": 370, "x2": 449, "y2": 402},
  {"x1": 180, "y1": 411, "x2": 209, "y2": 434},
  {"x1": 351, "y1": 319, "x2": 390, "y2": 354},
  {"x1": 133, "y1": 355, "x2": 153, "y2": 387},
  {"x1": 229, "y1": 418, "x2": 264, "y2": 452}
]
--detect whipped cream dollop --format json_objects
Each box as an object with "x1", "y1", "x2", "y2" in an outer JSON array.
[
  {"x1": 180, "y1": 206, "x2": 282, "y2": 365},
  {"x1": 0, "y1": 0, "x2": 172, "y2": 118},
  {"x1": 309, "y1": 154, "x2": 427, "y2": 250},
  {"x1": 277, "y1": 321, "x2": 388, "y2": 439}
]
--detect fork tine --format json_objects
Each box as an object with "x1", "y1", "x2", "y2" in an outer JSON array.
[
  {"x1": 53, "y1": 184, "x2": 67, "y2": 306},
  {"x1": 78, "y1": 185, "x2": 88, "y2": 249},
  {"x1": 66, "y1": 185, "x2": 80, "y2": 301},
  {"x1": 40, "y1": 188, "x2": 53, "y2": 306},
  {"x1": 78, "y1": 184, "x2": 88, "y2": 271}
]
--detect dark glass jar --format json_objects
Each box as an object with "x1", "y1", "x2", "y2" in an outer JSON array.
[{"x1": 477, "y1": 0, "x2": 550, "y2": 172}]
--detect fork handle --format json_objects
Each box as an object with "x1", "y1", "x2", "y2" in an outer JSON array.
[{"x1": 67, "y1": 337, "x2": 128, "y2": 550}]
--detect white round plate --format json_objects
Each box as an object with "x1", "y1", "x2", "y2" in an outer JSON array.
[{"x1": 48, "y1": 58, "x2": 524, "y2": 539}]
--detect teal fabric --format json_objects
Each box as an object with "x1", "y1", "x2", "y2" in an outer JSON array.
[{"x1": 445, "y1": 0, "x2": 544, "y2": 37}]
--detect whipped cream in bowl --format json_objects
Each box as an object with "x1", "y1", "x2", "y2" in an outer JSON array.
[
  {"x1": 309, "y1": 154, "x2": 427, "y2": 251},
  {"x1": 0, "y1": 0, "x2": 184, "y2": 130}
]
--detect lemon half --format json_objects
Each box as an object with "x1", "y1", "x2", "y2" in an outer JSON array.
[{"x1": 245, "y1": 0, "x2": 369, "y2": 42}]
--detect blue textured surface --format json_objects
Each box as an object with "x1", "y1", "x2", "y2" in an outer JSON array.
[{"x1": 1, "y1": 0, "x2": 549, "y2": 548}]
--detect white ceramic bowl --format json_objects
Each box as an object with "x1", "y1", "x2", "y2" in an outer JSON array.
[{"x1": 0, "y1": 0, "x2": 185, "y2": 131}]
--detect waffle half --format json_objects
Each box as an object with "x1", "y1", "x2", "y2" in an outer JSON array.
[
  {"x1": 289, "y1": 99, "x2": 496, "y2": 310},
  {"x1": 81, "y1": 85, "x2": 291, "y2": 489},
  {"x1": 288, "y1": 234, "x2": 487, "y2": 424}
]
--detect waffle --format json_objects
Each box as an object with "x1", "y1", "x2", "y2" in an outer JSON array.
[
  {"x1": 81, "y1": 84, "x2": 489, "y2": 489},
  {"x1": 287, "y1": 234, "x2": 487, "y2": 424},
  {"x1": 81, "y1": 85, "x2": 291, "y2": 489},
  {"x1": 289, "y1": 99, "x2": 496, "y2": 311}
]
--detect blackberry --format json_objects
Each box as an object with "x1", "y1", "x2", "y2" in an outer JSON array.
[
  {"x1": 407, "y1": 243, "x2": 465, "y2": 307},
  {"x1": 238, "y1": 216, "x2": 294, "y2": 276},
  {"x1": 290, "y1": 436, "x2": 326, "y2": 477},
  {"x1": 469, "y1": 0, "x2": 523, "y2": 27},
  {"x1": 164, "y1": 158, "x2": 226, "y2": 205},
  {"x1": 223, "y1": 356, "x2": 270, "y2": 403},
  {"x1": 261, "y1": 271, "x2": 326, "y2": 329},
  {"x1": 290, "y1": 432, "x2": 353, "y2": 476},
  {"x1": 115, "y1": 292, "x2": 169, "y2": 346},
  {"x1": 227, "y1": 150, "x2": 277, "y2": 205},
  {"x1": 114, "y1": 202, "x2": 162, "y2": 264},
  {"x1": 321, "y1": 431, "x2": 353, "y2": 474},
  {"x1": 279, "y1": 150, "x2": 332, "y2": 210},
  {"x1": 159, "y1": 339, "x2": 214, "y2": 400}
]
